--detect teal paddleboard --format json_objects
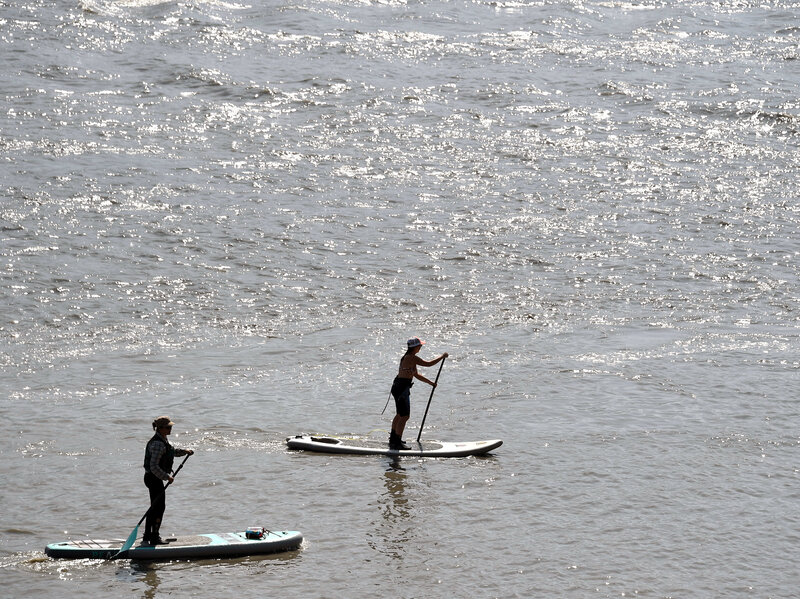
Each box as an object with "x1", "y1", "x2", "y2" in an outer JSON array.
[{"x1": 46, "y1": 530, "x2": 303, "y2": 560}]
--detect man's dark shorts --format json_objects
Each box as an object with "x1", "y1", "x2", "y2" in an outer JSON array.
[{"x1": 391, "y1": 377, "x2": 412, "y2": 417}]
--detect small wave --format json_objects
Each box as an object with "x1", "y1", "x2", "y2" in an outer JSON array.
[
  {"x1": 598, "y1": 81, "x2": 654, "y2": 102},
  {"x1": 78, "y1": 0, "x2": 122, "y2": 16}
]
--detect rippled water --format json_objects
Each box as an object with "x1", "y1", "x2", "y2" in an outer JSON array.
[{"x1": 2, "y1": 0, "x2": 799, "y2": 597}]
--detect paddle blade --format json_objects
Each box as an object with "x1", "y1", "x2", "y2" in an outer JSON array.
[{"x1": 111, "y1": 525, "x2": 139, "y2": 559}]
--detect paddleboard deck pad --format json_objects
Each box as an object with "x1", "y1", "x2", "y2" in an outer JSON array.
[
  {"x1": 45, "y1": 530, "x2": 303, "y2": 560},
  {"x1": 286, "y1": 435, "x2": 502, "y2": 457}
]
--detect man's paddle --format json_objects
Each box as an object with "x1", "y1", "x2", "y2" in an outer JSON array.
[
  {"x1": 416, "y1": 356, "x2": 446, "y2": 443},
  {"x1": 111, "y1": 453, "x2": 191, "y2": 559}
]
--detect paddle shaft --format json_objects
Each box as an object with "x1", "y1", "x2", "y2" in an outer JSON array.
[{"x1": 416, "y1": 356, "x2": 446, "y2": 443}]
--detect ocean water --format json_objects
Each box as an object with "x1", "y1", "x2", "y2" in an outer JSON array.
[{"x1": 1, "y1": 0, "x2": 799, "y2": 597}]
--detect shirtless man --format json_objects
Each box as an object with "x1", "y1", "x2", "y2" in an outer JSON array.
[{"x1": 389, "y1": 337, "x2": 448, "y2": 449}]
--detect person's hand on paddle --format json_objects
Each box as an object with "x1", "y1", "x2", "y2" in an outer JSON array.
[{"x1": 168, "y1": 450, "x2": 193, "y2": 482}]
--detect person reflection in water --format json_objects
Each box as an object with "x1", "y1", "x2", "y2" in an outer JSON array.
[
  {"x1": 142, "y1": 416, "x2": 193, "y2": 545},
  {"x1": 389, "y1": 337, "x2": 448, "y2": 450}
]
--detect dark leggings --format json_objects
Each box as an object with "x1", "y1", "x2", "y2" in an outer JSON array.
[{"x1": 144, "y1": 472, "x2": 166, "y2": 539}]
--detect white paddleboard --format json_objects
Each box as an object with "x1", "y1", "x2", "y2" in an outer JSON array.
[{"x1": 286, "y1": 435, "x2": 502, "y2": 457}]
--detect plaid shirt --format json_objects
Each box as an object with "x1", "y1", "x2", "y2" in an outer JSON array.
[{"x1": 146, "y1": 433, "x2": 190, "y2": 481}]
